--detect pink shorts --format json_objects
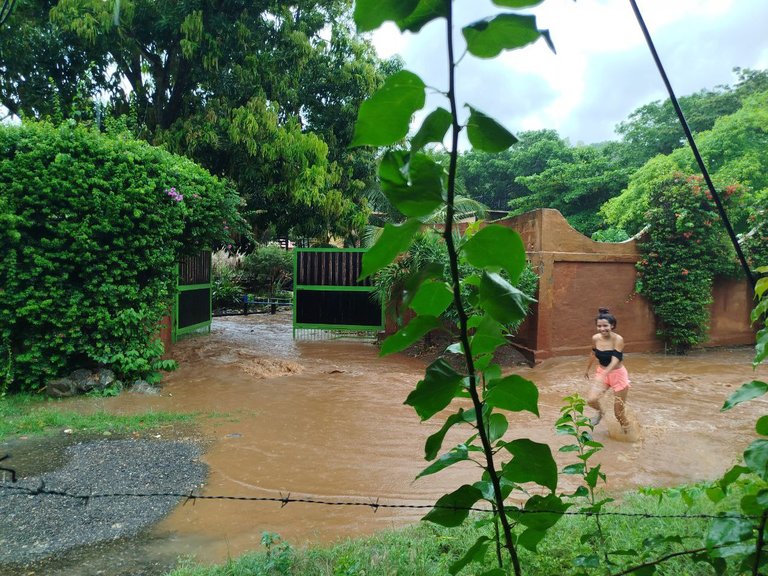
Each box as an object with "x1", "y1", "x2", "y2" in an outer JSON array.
[{"x1": 595, "y1": 365, "x2": 630, "y2": 392}]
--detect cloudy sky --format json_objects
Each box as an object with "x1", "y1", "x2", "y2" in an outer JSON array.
[{"x1": 369, "y1": 0, "x2": 768, "y2": 146}]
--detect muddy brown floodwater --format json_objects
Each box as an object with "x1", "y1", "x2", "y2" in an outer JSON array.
[{"x1": 38, "y1": 313, "x2": 768, "y2": 571}]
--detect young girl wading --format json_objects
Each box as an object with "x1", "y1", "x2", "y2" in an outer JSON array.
[{"x1": 584, "y1": 308, "x2": 631, "y2": 434}]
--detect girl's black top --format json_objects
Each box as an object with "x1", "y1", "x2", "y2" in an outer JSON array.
[{"x1": 592, "y1": 348, "x2": 623, "y2": 367}]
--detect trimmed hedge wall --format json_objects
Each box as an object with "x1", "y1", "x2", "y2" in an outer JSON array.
[{"x1": 0, "y1": 121, "x2": 245, "y2": 393}]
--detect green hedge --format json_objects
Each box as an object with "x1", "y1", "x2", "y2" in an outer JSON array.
[{"x1": 0, "y1": 121, "x2": 245, "y2": 393}]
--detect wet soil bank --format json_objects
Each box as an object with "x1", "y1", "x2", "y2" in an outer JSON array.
[{"x1": 1, "y1": 311, "x2": 766, "y2": 575}]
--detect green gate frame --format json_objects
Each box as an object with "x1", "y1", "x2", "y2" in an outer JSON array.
[
  {"x1": 293, "y1": 248, "x2": 383, "y2": 333},
  {"x1": 172, "y1": 251, "x2": 212, "y2": 342}
]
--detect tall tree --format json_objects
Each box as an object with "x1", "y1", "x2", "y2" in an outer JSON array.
[
  {"x1": 615, "y1": 68, "x2": 768, "y2": 168},
  {"x1": 457, "y1": 129, "x2": 570, "y2": 210},
  {"x1": 0, "y1": 0, "x2": 389, "y2": 241},
  {"x1": 511, "y1": 142, "x2": 631, "y2": 235},
  {"x1": 603, "y1": 89, "x2": 768, "y2": 236}
]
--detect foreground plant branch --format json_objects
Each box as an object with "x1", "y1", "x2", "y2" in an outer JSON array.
[
  {"x1": 351, "y1": 1, "x2": 560, "y2": 575},
  {"x1": 441, "y1": 6, "x2": 520, "y2": 573}
]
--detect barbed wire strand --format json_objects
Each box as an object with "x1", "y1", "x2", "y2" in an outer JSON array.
[{"x1": 0, "y1": 482, "x2": 759, "y2": 521}]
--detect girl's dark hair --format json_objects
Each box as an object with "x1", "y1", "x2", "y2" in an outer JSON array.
[{"x1": 596, "y1": 307, "x2": 617, "y2": 328}]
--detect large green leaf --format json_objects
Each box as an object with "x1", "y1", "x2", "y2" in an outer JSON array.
[
  {"x1": 487, "y1": 412, "x2": 508, "y2": 443},
  {"x1": 411, "y1": 107, "x2": 452, "y2": 151},
  {"x1": 380, "y1": 315, "x2": 442, "y2": 356},
  {"x1": 416, "y1": 444, "x2": 469, "y2": 479},
  {"x1": 466, "y1": 106, "x2": 518, "y2": 153},
  {"x1": 422, "y1": 484, "x2": 483, "y2": 527},
  {"x1": 449, "y1": 535, "x2": 491, "y2": 575},
  {"x1": 379, "y1": 151, "x2": 445, "y2": 217},
  {"x1": 721, "y1": 380, "x2": 768, "y2": 411},
  {"x1": 744, "y1": 438, "x2": 768, "y2": 481},
  {"x1": 478, "y1": 271, "x2": 534, "y2": 325},
  {"x1": 410, "y1": 279, "x2": 453, "y2": 316},
  {"x1": 378, "y1": 149, "x2": 408, "y2": 190},
  {"x1": 485, "y1": 374, "x2": 539, "y2": 415},
  {"x1": 470, "y1": 314, "x2": 507, "y2": 356},
  {"x1": 718, "y1": 464, "x2": 750, "y2": 491},
  {"x1": 407, "y1": 153, "x2": 446, "y2": 214},
  {"x1": 353, "y1": 0, "x2": 419, "y2": 32},
  {"x1": 351, "y1": 70, "x2": 425, "y2": 147},
  {"x1": 425, "y1": 409, "x2": 470, "y2": 460},
  {"x1": 400, "y1": 260, "x2": 444, "y2": 312},
  {"x1": 757, "y1": 415, "x2": 768, "y2": 436},
  {"x1": 397, "y1": 0, "x2": 450, "y2": 32},
  {"x1": 501, "y1": 438, "x2": 558, "y2": 491},
  {"x1": 405, "y1": 359, "x2": 463, "y2": 421},
  {"x1": 463, "y1": 225, "x2": 526, "y2": 282},
  {"x1": 463, "y1": 14, "x2": 543, "y2": 59},
  {"x1": 515, "y1": 493, "x2": 568, "y2": 534},
  {"x1": 706, "y1": 517, "x2": 755, "y2": 558},
  {"x1": 359, "y1": 218, "x2": 421, "y2": 280},
  {"x1": 514, "y1": 496, "x2": 568, "y2": 551}
]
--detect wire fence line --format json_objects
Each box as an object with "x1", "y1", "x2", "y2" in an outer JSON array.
[{"x1": 0, "y1": 480, "x2": 758, "y2": 522}]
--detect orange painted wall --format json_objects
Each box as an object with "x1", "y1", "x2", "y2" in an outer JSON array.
[{"x1": 499, "y1": 209, "x2": 754, "y2": 362}]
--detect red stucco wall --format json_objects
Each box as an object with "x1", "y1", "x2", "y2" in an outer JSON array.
[{"x1": 499, "y1": 209, "x2": 754, "y2": 362}]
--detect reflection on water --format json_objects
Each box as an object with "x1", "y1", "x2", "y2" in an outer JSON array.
[{"x1": 11, "y1": 312, "x2": 768, "y2": 572}]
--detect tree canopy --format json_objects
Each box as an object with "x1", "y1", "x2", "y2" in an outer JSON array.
[
  {"x1": 0, "y1": 0, "x2": 393, "y2": 242},
  {"x1": 603, "y1": 89, "x2": 768, "y2": 236}
]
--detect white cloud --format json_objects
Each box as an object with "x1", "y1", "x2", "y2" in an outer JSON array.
[{"x1": 370, "y1": 0, "x2": 768, "y2": 146}]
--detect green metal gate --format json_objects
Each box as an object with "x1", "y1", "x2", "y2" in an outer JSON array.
[
  {"x1": 293, "y1": 248, "x2": 383, "y2": 334},
  {"x1": 173, "y1": 250, "x2": 212, "y2": 342}
]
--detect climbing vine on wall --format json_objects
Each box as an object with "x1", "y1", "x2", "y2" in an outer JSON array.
[{"x1": 636, "y1": 173, "x2": 740, "y2": 353}]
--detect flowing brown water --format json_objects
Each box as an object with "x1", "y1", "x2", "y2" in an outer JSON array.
[{"x1": 64, "y1": 313, "x2": 768, "y2": 568}]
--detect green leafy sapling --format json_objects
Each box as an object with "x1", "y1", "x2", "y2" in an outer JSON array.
[
  {"x1": 351, "y1": 1, "x2": 562, "y2": 574},
  {"x1": 557, "y1": 394, "x2": 612, "y2": 574}
]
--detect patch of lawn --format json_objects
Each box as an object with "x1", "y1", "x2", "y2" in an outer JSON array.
[{"x1": 0, "y1": 394, "x2": 194, "y2": 440}]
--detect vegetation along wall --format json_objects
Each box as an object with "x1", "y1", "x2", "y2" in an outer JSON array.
[{"x1": 501, "y1": 209, "x2": 754, "y2": 362}]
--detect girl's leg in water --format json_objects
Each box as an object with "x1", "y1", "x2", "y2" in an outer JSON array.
[
  {"x1": 587, "y1": 382, "x2": 609, "y2": 426},
  {"x1": 614, "y1": 387, "x2": 630, "y2": 432}
]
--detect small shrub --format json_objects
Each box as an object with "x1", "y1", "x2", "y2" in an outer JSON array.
[
  {"x1": 590, "y1": 227, "x2": 630, "y2": 243},
  {"x1": 241, "y1": 245, "x2": 293, "y2": 297},
  {"x1": 211, "y1": 249, "x2": 246, "y2": 310}
]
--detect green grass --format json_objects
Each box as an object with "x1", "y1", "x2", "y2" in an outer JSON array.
[
  {"x1": 166, "y1": 486, "x2": 738, "y2": 576},
  {"x1": 0, "y1": 394, "x2": 195, "y2": 440}
]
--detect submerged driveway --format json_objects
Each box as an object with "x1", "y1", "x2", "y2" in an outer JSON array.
[
  {"x1": 3, "y1": 311, "x2": 765, "y2": 574},
  {"x1": 112, "y1": 312, "x2": 766, "y2": 564}
]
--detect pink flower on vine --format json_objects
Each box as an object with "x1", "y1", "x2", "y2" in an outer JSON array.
[
  {"x1": 165, "y1": 187, "x2": 184, "y2": 202},
  {"x1": 681, "y1": 269, "x2": 689, "y2": 276}
]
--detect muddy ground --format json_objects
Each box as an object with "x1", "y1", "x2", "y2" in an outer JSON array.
[{"x1": 1, "y1": 311, "x2": 766, "y2": 575}]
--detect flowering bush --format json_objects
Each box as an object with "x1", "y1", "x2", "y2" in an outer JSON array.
[
  {"x1": 636, "y1": 173, "x2": 739, "y2": 353},
  {"x1": 741, "y1": 195, "x2": 768, "y2": 274},
  {"x1": 0, "y1": 121, "x2": 246, "y2": 393}
]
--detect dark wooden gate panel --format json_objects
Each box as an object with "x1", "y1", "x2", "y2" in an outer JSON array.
[
  {"x1": 293, "y1": 249, "x2": 382, "y2": 332},
  {"x1": 174, "y1": 251, "x2": 212, "y2": 341}
]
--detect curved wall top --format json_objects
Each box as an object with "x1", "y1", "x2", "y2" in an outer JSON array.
[{"x1": 495, "y1": 208, "x2": 639, "y2": 258}]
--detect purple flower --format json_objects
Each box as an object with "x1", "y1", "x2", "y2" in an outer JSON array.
[{"x1": 165, "y1": 187, "x2": 184, "y2": 202}]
